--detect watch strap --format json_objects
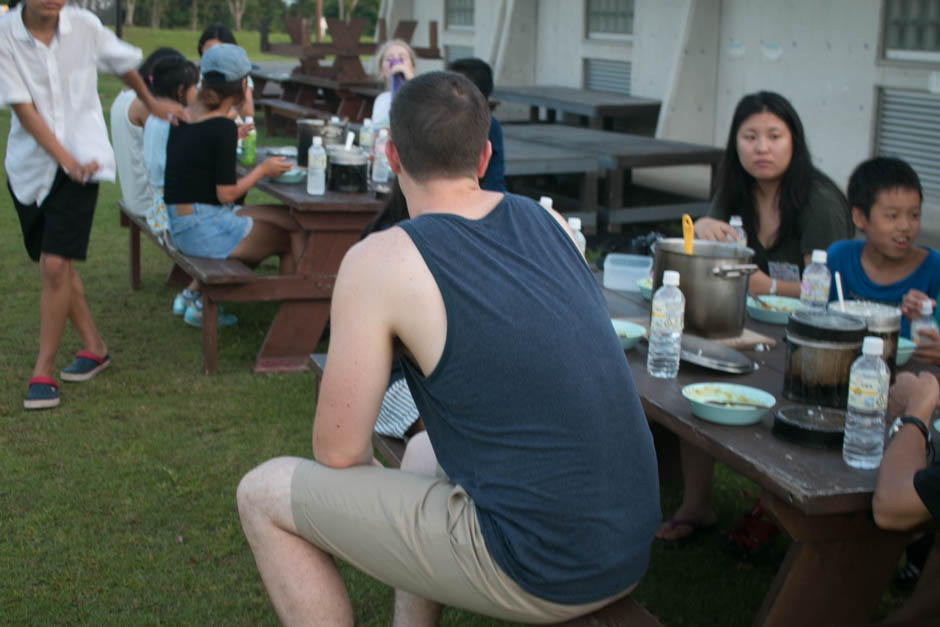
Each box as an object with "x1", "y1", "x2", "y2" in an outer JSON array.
[{"x1": 894, "y1": 416, "x2": 934, "y2": 460}]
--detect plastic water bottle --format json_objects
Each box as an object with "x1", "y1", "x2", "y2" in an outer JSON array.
[
  {"x1": 372, "y1": 128, "x2": 390, "y2": 184},
  {"x1": 359, "y1": 118, "x2": 374, "y2": 153},
  {"x1": 729, "y1": 215, "x2": 747, "y2": 247},
  {"x1": 843, "y1": 336, "x2": 890, "y2": 469},
  {"x1": 567, "y1": 217, "x2": 586, "y2": 255},
  {"x1": 240, "y1": 116, "x2": 256, "y2": 166},
  {"x1": 306, "y1": 136, "x2": 326, "y2": 195},
  {"x1": 648, "y1": 270, "x2": 685, "y2": 378},
  {"x1": 800, "y1": 249, "x2": 830, "y2": 312},
  {"x1": 911, "y1": 299, "x2": 940, "y2": 345}
]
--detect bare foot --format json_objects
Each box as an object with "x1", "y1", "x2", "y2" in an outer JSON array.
[{"x1": 655, "y1": 510, "x2": 718, "y2": 542}]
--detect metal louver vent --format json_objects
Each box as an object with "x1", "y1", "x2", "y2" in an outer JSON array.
[
  {"x1": 584, "y1": 58, "x2": 631, "y2": 95},
  {"x1": 876, "y1": 89, "x2": 940, "y2": 201}
]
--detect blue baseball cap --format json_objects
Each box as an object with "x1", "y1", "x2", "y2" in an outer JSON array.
[{"x1": 201, "y1": 43, "x2": 251, "y2": 82}]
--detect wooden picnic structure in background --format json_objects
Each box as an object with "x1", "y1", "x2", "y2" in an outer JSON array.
[{"x1": 255, "y1": 15, "x2": 440, "y2": 128}]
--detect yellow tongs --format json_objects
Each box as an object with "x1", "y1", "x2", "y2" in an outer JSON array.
[{"x1": 682, "y1": 214, "x2": 694, "y2": 255}]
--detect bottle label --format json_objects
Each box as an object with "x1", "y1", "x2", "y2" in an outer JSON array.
[
  {"x1": 800, "y1": 278, "x2": 829, "y2": 303},
  {"x1": 848, "y1": 373, "x2": 887, "y2": 411},
  {"x1": 308, "y1": 152, "x2": 326, "y2": 169},
  {"x1": 650, "y1": 300, "x2": 683, "y2": 333}
]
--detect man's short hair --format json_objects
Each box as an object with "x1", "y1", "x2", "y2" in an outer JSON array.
[
  {"x1": 390, "y1": 71, "x2": 490, "y2": 182},
  {"x1": 847, "y1": 156, "x2": 923, "y2": 218},
  {"x1": 447, "y1": 58, "x2": 494, "y2": 98}
]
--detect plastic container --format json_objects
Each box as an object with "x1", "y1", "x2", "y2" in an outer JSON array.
[
  {"x1": 306, "y1": 137, "x2": 326, "y2": 195},
  {"x1": 372, "y1": 128, "x2": 390, "y2": 184},
  {"x1": 326, "y1": 146, "x2": 369, "y2": 193},
  {"x1": 567, "y1": 217, "x2": 586, "y2": 255},
  {"x1": 729, "y1": 215, "x2": 747, "y2": 247},
  {"x1": 359, "y1": 117, "x2": 374, "y2": 152},
  {"x1": 296, "y1": 119, "x2": 325, "y2": 167},
  {"x1": 240, "y1": 116, "x2": 256, "y2": 166},
  {"x1": 603, "y1": 253, "x2": 653, "y2": 291},
  {"x1": 842, "y1": 336, "x2": 890, "y2": 469},
  {"x1": 911, "y1": 299, "x2": 940, "y2": 345},
  {"x1": 648, "y1": 270, "x2": 684, "y2": 378},
  {"x1": 800, "y1": 249, "x2": 830, "y2": 312}
]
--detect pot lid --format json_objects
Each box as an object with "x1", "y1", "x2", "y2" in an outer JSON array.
[
  {"x1": 828, "y1": 300, "x2": 901, "y2": 331},
  {"x1": 298, "y1": 118, "x2": 325, "y2": 127},
  {"x1": 680, "y1": 334, "x2": 754, "y2": 374},
  {"x1": 772, "y1": 406, "x2": 845, "y2": 449},
  {"x1": 786, "y1": 310, "x2": 866, "y2": 342},
  {"x1": 327, "y1": 146, "x2": 368, "y2": 165}
]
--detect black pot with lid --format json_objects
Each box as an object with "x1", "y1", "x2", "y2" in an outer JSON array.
[{"x1": 783, "y1": 311, "x2": 866, "y2": 408}]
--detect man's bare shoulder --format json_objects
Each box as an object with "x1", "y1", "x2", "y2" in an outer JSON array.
[{"x1": 337, "y1": 226, "x2": 425, "y2": 291}]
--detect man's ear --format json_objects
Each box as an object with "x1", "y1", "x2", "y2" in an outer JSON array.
[
  {"x1": 476, "y1": 140, "x2": 492, "y2": 179},
  {"x1": 387, "y1": 138, "x2": 402, "y2": 175}
]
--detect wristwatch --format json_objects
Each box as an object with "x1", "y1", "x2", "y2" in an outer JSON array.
[
  {"x1": 888, "y1": 416, "x2": 934, "y2": 460},
  {"x1": 769, "y1": 278, "x2": 778, "y2": 295}
]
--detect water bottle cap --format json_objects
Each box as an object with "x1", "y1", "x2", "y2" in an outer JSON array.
[
  {"x1": 729, "y1": 215, "x2": 742, "y2": 227},
  {"x1": 378, "y1": 128, "x2": 388, "y2": 138},
  {"x1": 567, "y1": 217, "x2": 581, "y2": 230},
  {"x1": 330, "y1": 116, "x2": 340, "y2": 123},
  {"x1": 663, "y1": 270, "x2": 680, "y2": 287},
  {"x1": 811, "y1": 249, "x2": 827, "y2": 264},
  {"x1": 363, "y1": 118, "x2": 372, "y2": 126},
  {"x1": 312, "y1": 136, "x2": 322, "y2": 146},
  {"x1": 539, "y1": 196, "x2": 553, "y2": 209},
  {"x1": 922, "y1": 300, "x2": 934, "y2": 315},
  {"x1": 244, "y1": 116, "x2": 254, "y2": 124},
  {"x1": 862, "y1": 336, "x2": 884, "y2": 356}
]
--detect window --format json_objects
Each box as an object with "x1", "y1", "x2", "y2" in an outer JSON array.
[
  {"x1": 876, "y1": 89, "x2": 940, "y2": 203},
  {"x1": 586, "y1": 0, "x2": 634, "y2": 39},
  {"x1": 884, "y1": 0, "x2": 940, "y2": 62},
  {"x1": 445, "y1": 45, "x2": 475, "y2": 64},
  {"x1": 584, "y1": 59, "x2": 631, "y2": 95},
  {"x1": 446, "y1": 0, "x2": 474, "y2": 30}
]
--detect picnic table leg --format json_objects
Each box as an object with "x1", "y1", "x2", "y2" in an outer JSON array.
[
  {"x1": 529, "y1": 105, "x2": 539, "y2": 123},
  {"x1": 129, "y1": 216, "x2": 141, "y2": 291},
  {"x1": 754, "y1": 492, "x2": 910, "y2": 627},
  {"x1": 201, "y1": 294, "x2": 219, "y2": 375},
  {"x1": 252, "y1": 300, "x2": 328, "y2": 374}
]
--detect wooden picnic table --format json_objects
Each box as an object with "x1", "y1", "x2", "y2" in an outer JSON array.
[
  {"x1": 602, "y1": 282, "x2": 926, "y2": 626},
  {"x1": 492, "y1": 85, "x2": 661, "y2": 130},
  {"x1": 238, "y1": 152, "x2": 383, "y2": 373},
  {"x1": 503, "y1": 124, "x2": 723, "y2": 212}
]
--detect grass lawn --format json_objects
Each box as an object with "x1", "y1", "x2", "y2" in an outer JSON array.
[{"x1": 0, "y1": 27, "x2": 916, "y2": 626}]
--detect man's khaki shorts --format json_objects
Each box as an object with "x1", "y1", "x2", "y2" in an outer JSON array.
[{"x1": 290, "y1": 460, "x2": 635, "y2": 624}]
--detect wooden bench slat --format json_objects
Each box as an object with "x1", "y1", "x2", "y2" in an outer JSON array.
[{"x1": 257, "y1": 97, "x2": 328, "y2": 121}]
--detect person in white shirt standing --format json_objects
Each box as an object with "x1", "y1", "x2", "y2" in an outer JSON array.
[{"x1": 0, "y1": 0, "x2": 187, "y2": 410}]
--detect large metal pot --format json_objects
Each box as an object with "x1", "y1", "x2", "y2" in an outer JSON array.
[{"x1": 651, "y1": 238, "x2": 757, "y2": 338}]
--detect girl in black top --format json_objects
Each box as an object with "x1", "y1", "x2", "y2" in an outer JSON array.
[{"x1": 163, "y1": 44, "x2": 302, "y2": 274}]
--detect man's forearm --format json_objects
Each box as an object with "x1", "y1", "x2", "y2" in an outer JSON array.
[
  {"x1": 873, "y1": 426, "x2": 932, "y2": 530},
  {"x1": 11, "y1": 103, "x2": 73, "y2": 168}
]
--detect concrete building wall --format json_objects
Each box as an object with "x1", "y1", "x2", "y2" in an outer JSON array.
[{"x1": 398, "y1": 0, "x2": 940, "y2": 227}]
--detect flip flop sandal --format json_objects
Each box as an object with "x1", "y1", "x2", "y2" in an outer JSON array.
[{"x1": 654, "y1": 516, "x2": 718, "y2": 547}]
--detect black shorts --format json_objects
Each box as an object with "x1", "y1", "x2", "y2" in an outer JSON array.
[{"x1": 8, "y1": 169, "x2": 99, "y2": 262}]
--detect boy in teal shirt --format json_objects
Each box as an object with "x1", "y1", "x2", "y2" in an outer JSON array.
[{"x1": 827, "y1": 157, "x2": 940, "y2": 358}]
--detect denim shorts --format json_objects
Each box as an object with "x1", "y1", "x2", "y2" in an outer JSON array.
[{"x1": 167, "y1": 203, "x2": 253, "y2": 259}]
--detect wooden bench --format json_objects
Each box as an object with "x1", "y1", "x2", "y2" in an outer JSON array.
[
  {"x1": 308, "y1": 353, "x2": 661, "y2": 626},
  {"x1": 118, "y1": 201, "x2": 259, "y2": 375}
]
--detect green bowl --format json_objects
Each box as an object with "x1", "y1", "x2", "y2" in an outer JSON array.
[
  {"x1": 637, "y1": 278, "x2": 652, "y2": 301},
  {"x1": 611, "y1": 319, "x2": 646, "y2": 350},
  {"x1": 746, "y1": 295, "x2": 801, "y2": 325},
  {"x1": 271, "y1": 166, "x2": 305, "y2": 184},
  {"x1": 897, "y1": 337, "x2": 915, "y2": 366},
  {"x1": 681, "y1": 382, "x2": 775, "y2": 426}
]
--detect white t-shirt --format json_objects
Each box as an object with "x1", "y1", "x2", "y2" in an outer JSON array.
[
  {"x1": 0, "y1": 5, "x2": 141, "y2": 205},
  {"x1": 110, "y1": 89, "x2": 151, "y2": 216},
  {"x1": 371, "y1": 90, "x2": 392, "y2": 129}
]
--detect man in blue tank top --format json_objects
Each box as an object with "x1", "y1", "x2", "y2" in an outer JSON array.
[{"x1": 236, "y1": 72, "x2": 661, "y2": 625}]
